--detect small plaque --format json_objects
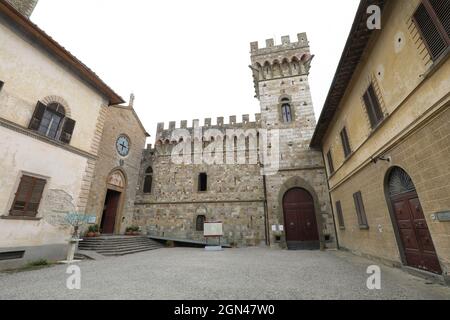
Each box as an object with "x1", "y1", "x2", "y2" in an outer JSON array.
[
  {"x1": 279, "y1": 225, "x2": 284, "y2": 232},
  {"x1": 86, "y1": 216, "x2": 97, "y2": 224},
  {"x1": 204, "y1": 222, "x2": 223, "y2": 237},
  {"x1": 271, "y1": 225, "x2": 277, "y2": 232}
]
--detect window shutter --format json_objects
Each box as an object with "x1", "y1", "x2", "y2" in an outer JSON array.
[
  {"x1": 326, "y1": 150, "x2": 335, "y2": 175},
  {"x1": 363, "y1": 85, "x2": 384, "y2": 129},
  {"x1": 335, "y1": 201, "x2": 345, "y2": 229},
  {"x1": 59, "y1": 117, "x2": 76, "y2": 144},
  {"x1": 429, "y1": 0, "x2": 450, "y2": 38},
  {"x1": 414, "y1": 2, "x2": 448, "y2": 60},
  {"x1": 353, "y1": 191, "x2": 369, "y2": 229},
  {"x1": 10, "y1": 175, "x2": 46, "y2": 217},
  {"x1": 28, "y1": 101, "x2": 46, "y2": 131},
  {"x1": 340, "y1": 127, "x2": 352, "y2": 158}
]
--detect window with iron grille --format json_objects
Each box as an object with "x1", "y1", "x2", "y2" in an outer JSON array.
[
  {"x1": 413, "y1": 0, "x2": 450, "y2": 61},
  {"x1": 353, "y1": 191, "x2": 369, "y2": 229},
  {"x1": 326, "y1": 150, "x2": 335, "y2": 175},
  {"x1": 363, "y1": 84, "x2": 384, "y2": 129},
  {"x1": 10, "y1": 175, "x2": 46, "y2": 217},
  {"x1": 340, "y1": 127, "x2": 352, "y2": 158},
  {"x1": 335, "y1": 201, "x2": 345, "y2": 229}
]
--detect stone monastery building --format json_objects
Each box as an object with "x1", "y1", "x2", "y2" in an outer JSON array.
[{"x1": 1, "y1": 0, "x2": 449, "y2": 283}]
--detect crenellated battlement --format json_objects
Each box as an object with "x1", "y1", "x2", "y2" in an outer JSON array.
[
  {"x1": 250, "y1": 33, "x2": 309, "y2": 55},
  {"x1": 155, "y1": 114, "x2": 262, "y2": 141}
]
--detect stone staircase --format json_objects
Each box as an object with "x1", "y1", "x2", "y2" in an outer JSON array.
[{"x1": 78, "y1": 236, "x2": 163, "y2": 257}]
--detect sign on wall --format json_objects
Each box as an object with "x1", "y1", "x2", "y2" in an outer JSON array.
[{"x1": 204, "y1": 222, "x2": 223, "y2": 237}]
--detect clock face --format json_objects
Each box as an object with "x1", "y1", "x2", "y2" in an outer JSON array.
[{"x1": 116, "y1": 135, "x2": 130, "y2": 157}]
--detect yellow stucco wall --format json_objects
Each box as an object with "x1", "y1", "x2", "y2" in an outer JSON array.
[{"x1": 320, "y1": 0, "x2": 450, "y2": 275}]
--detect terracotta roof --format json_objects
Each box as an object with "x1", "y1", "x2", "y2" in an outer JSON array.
[
  {"x1": 310, "y1": 0, "x2": 385, "y2": 148},
  {"x1": 0, "y1": 0, "x2": 125, "y2": 105}
]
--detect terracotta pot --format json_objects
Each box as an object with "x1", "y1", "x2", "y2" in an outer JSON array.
[
  {"x1": 87, "y1": 232, "x2": 95, "y2": 238},
  {"x1": 132, "y1": 231, "x2": 140, "y2": 236}
]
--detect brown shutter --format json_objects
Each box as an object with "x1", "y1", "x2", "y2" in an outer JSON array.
[
  {"x1": 10, "y1": 175, "x2": 46, "y2": 217},
  {"x1": 428, "y1": 0, "x2": 450, "y2": 39},
  {"x1": 326, "y1": 150, "x2": 335, "y2": 175},
  {"x1": 59, "y1": 117, "x2": 76, "y2": 144},
  {"x1": 28, "y1": 101, "x2": 47, "y2": 131},
  {"x1": 414, "y1": 2, "x2": 448, "y2": 60},
  {"x1": 340, "y1": 127, "x2": 352, "y2": 158},
  {"x1": 353, "y1": 191, "x2": 369, "y2": 229},
  {"x1": 335, "y1": 201, "x2": 345, "y2": 229},
  {"x1": 363, "y1": 85, "x2": 384, "y2": 129}
]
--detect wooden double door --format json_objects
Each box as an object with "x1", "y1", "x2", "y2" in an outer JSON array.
[
  {"x1": 391, "y1": 191, "x2": 442, "y2": 274},
  {"x1": 101, "y1": 189, "x2": 122, "y2": 234},
  {"x1": 283, "y1": 188, "x2": 320, "y2": 250}
]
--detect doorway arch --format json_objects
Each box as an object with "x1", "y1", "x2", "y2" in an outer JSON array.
[
  {"x1": 282, "y1": 188, "x2": 320, "y2": 250},
  {"x1": 101, "y1": 169, "x2": 127, "y2": 235},
  {"x1": 386, "y1": 167, "x2": 442, "y2": 274}
]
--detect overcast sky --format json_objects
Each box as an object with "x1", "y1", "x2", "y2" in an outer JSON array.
[{"x1": 31, "y1": 0, "x2": 359, "y2": 144}]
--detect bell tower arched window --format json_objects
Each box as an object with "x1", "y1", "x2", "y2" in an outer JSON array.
[{"x1": 143, "y1": 167, "x2": 153, "y2": 194}]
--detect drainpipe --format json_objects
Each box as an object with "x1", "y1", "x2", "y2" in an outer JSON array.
[
  {"x1": 321, "y1": 148, "x2": 340, "y2": 250},
  {"x1": 262, "y1": 174, "x2": 270, "y2": 247}
]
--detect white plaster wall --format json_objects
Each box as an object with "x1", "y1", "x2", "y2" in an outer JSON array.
[
  {"x1": 0, "y1": 127, "x2": 88, "y2": 247},
  {"x1": 0, "y1": 18, "x2": 107, "y2": 154}
]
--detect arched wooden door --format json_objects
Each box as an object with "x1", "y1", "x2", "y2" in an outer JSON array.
[
  {"x1": 283, "y1": 188, "x2": 319, "y2": 250},
  {"x1": 387, "y1": 167, "x2": 442, "y2": 274}
]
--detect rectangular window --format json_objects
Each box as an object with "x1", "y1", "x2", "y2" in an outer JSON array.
[
  {"x1": 326, "y1": 150, "x2": 335, "y2": 175},
  {"x1": 198, "y1": 173, "x2": 207, "y2": 192},
  {"x1": 340, "y1": 127, "x2": 352, "y2": 158},
  {"x1": 363, "y1": 84, "x2": 384, "y2": 129},
  {"x1": 335, "y1": 201, "x2": 345, "y2": 229},
  {"x1": 10, "y1": 175, "x2": 46, "y2": 217},
  {"x1": 413, "y1": 0, "x2": 450, "y2": 61},
  {"x1": 353, "y1": 191, "x2": 369, "y2": 229}
]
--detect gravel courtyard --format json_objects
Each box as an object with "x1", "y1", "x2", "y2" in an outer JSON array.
[{"x1": 0, "y1": 247, "x2": 449, "y2": 300}]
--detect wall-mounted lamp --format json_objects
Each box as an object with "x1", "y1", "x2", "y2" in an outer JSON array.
[{"x1": 372, "y1": 155, "x2": 391, "y2": 164}]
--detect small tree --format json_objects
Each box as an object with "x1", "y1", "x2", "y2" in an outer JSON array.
[{"x1": 64, "y1": 212, "x2": 89, "y2": 239}]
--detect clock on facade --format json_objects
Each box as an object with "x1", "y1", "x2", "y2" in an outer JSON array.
[{"x1": 116, "y1": 135, "x2": 130, "y2": 157}]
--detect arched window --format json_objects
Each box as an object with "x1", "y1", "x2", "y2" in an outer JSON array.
[
  {"x1": 28, "y1": 101, "x2": 75, "y2": 144},
  {"x1": 281, "y1": 98, "x2": 293, "y2": 123},
  {"x1": 143, "y1": 167, "x2": 153, "y2": 194},
  {"x1": 196, "y1": 215, "x2": 206, "y2": 232}
]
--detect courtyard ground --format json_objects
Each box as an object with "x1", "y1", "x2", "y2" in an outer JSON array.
[{"x1": 0, "y1": 247, "x2": 449, "y2": 300}]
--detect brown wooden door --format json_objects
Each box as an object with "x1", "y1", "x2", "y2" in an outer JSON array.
[
  {"x1": 391, "y1": 191, "x2": 442, "y2": 274},
  {"x1": 283, "y1": 188, "x2": 319, "y2": 249},
  {"x1": 101, "y1": 190, "x2": 121, "y2": 234}
]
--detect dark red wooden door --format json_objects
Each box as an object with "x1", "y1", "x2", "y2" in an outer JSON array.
[
  {"x1": 392, "y1": 191, "x2": 442, "y2": 274},
  {"x1": 283, "y1": 188, "x2": 319, "y2": 248},
  {"x1": 102, "y1": 190, "x2": 121, "y2": 234}
]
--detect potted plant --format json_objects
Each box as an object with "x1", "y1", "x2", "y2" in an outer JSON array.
[
  {"x1": 125, "y1": 225, "x2": 140, "y2": 236},
  {"x1": 86, "y1": 225, "x2": 99, "y2": 238}
]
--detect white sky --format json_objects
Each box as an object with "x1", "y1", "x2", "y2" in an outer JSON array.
[{"x1": 31, "y1": 0, "x2": 359, "y2": 144}]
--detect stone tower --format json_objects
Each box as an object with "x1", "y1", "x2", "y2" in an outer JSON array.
[
  {"x1": 6, "y1": 0, "x2": 38, "y2": 18},
  {"x1": 250, "y1": 34, "x2": 337, "y2": 249}
]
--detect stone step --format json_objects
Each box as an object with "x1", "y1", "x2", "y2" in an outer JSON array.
[
  {"x1": 79, "y1": 241, "x2": 159, "y2": 249},
  {"x1": 100, "y1": 247, "x2": 160, "y2": 257},
  {"x1": 78, "y1": 236, "x2": 162, "y2": 257}
]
